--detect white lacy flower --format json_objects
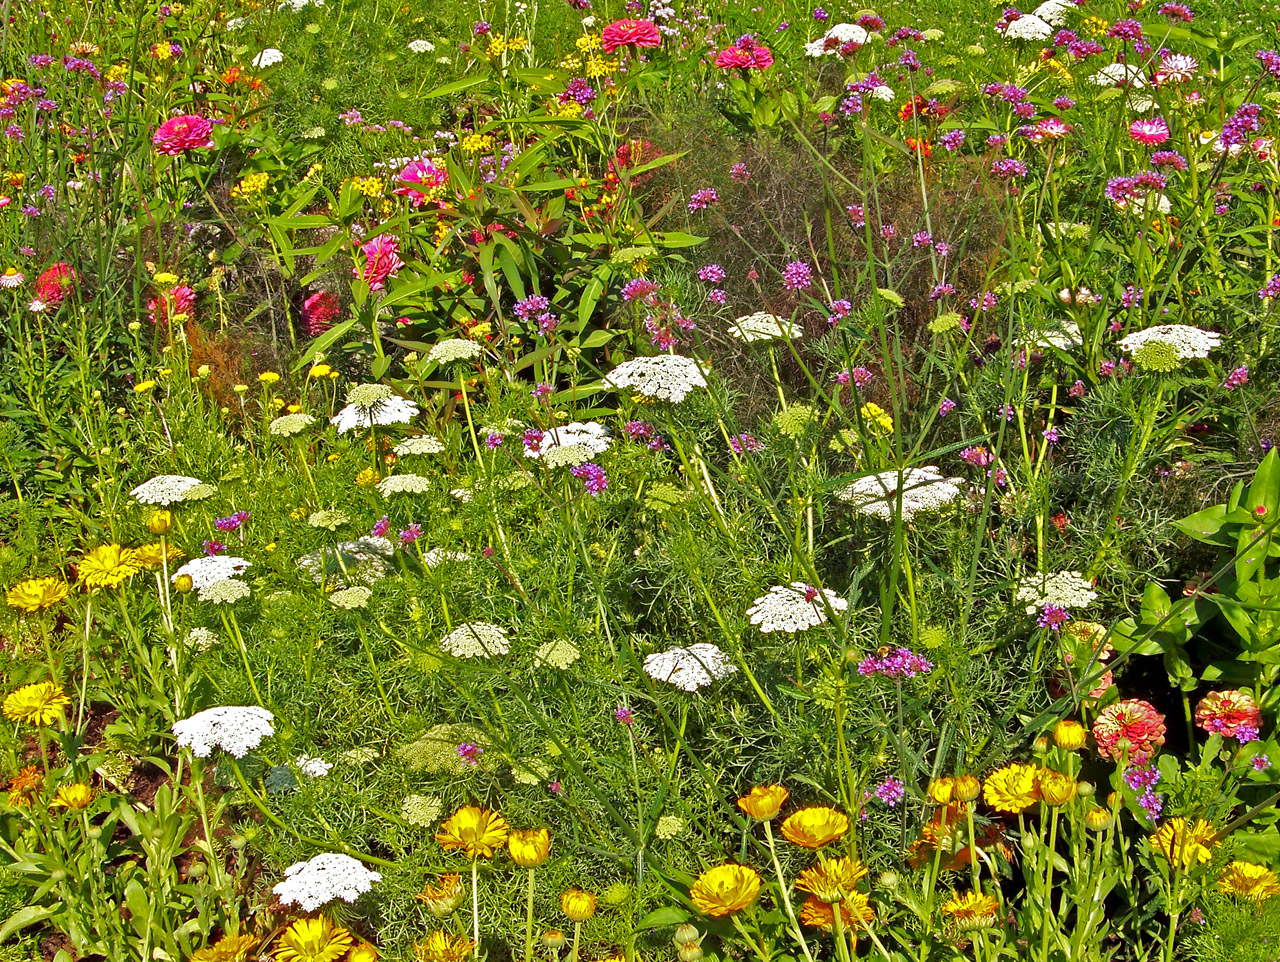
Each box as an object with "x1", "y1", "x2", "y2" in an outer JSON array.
[
  {"x1": 376, "y1": 473, "x2": 432, "y2": 496},
  {"x1": 172, "y1": 706, "x2": 275, "y2": 758},
  {"x1": 1015, "y1": 570, "x2": 1098, "y2": 612},
  {"x1": 173, "y1": 555, "x2": 252, "y2": 590},
  {"x1": 427, "y1": 338, "x2": 483, "y2": 365},
  {"x1": 297, "y1": 537, "x2": 394, "y2": 586},
  {"x1": 308, "y1": 509, "x2": 350, "y2": 531},
  {"x1": 131, "y1": 475, "x2": 209, "y2": 505},
  {"x1": 328, "y1": 586, "x2": 372, "y2": 610},
  {"x1": 407, "y1": 39, "x2": 436, "y2": 53},
  {"x1": 1115, "y1": 192, "x2": 1171, "y2": 216},
  {"x1": 729, "y1": 312, "x2": 801, "y2": 343},
  {"x1": 835, "y1": 467, "x2": 963, "y2": 521},
  {"x1": 871, "y1": 84, "x2": 895, "y2": 101},
  {"x1": 423, "y1": 548, "x2": 470, "y2": 569},
  {"x1": 394, "y1": 435, "x2": 445, "y2": 456},
  {"x1": 331, "y1": 394, "x2": 419, "y2": 433},
  {"x1": 186, "y1": 627, "x2": 219, "y2": 651},
  {"x1": 604, "y1": 354, "x2": 708, "y2": 403},
  {"x1": 401, "y1": 793, "x2": 443, "y2": 826},
  {"x1": 252, "y1": 48, "x2": 284, "y2": 67},
  {"x1": 269, "y1": 413, "x2": 317, "y2": 437},
  {"x1": 1021, "y1": 319, "x2": 1081, "y2": 352},
  {"x1": 1117, "y1": 324, "x2": 1220, "y2": 361},
  {"x1": 441, "y1": 622, "x2": 510, "y2": 658},
  {"x1": 541, "y1": 444, "x2": 594, "y2": 469},
  {"x1": 805, "y1": 22, "x2": 868, "y2": 56},
  {"x1": 526, "y1": 421, "x2": 611, "y2": 459},
  {"x1": 1003, "y1": 13, "x2": 1052, "y2": 39},
  {"x1": 273, "y1": 853, "x2": 381, "y2": 912},
  {"x1": 296, "y1": 755, "x2": 332, "y2": 777},
  {"x1": 450, "y1": 487, "x2": 474, "y2": 503},
  {"x1": 533, "y1": 637, "x2": 581, "y2": 669},
  {"x1": 1032, "y1": 0, "x2": 1073, "y2": 25},
  {"x1": 643, "y1": 643, "x2": 737, "y2": 691},
  {"x1": 747, "y1": 582, "x2": 849, "y2": 634},
  {"x1": 200, "y1": 578, "x2": 251, "y2": 604},
  {"x1": 1091, "y1": 63, "x2": 1147, "y2": 88}
]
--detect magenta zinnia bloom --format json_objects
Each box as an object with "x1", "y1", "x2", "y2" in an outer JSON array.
[
  {"x1": 302, "y1": 291, "x2": 341, "y2": 336},
  {"x1": 601, "y1": 18, "x2": 661, "y2": 54},
  {"x1": 148, "y1": 285, "x2": 196, "y2": 326},
  {"x1": 35, "y1": 262, "x2": 75, "y2": 303},
  {"x1": 355, "y1": 235, "x2": 405, "y2": 291},
  {"x1": 1195, "y1": 690, "x2": 1262, "y2": 740},
  {"x1": 153, "y1": 114, "x2": 214, "y2": 155},
  {"x1": 1129, "y1": 117, "x2": 1170, "y2": 146},
  {"x1": 393, "y1": 159, "x2": 447, "y2": 206},
  {"x1": 715, "y1": 47, "x2": 752, "y2": 68}
]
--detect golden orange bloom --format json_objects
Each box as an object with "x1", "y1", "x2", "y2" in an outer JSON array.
[
  {"x1": 275, "y1": 917, "x2": 353, "y2": 962},
  {"x1": 689, "y1": 864, "x2": 762, "y2": 916},
  {"x1": 799, "y1": 893, "x2": 874, "y2": 930},
  {"x1": 49, "y1": 783, "x2": 93, "y2": 810},
  {"x1": 928, "y1": 778, "x2": 955, "y2": 804},
  {"x1": 982, "y1": 763, "x2": 1041, "y2": 814},
  {"x1": 347, "y1": 944, "x2": 379, "y2": 962},
  {"x1": 435, "y1": 805, "x2": 509, "y2": 859},
  {"x1": 3, "y1": 682, "x2": 70, "y2": 726},
  {"x1": 941, "y1": 890, "x2": 1000, "y2": 931},
  {"x1": 190, "y1": 933, "x2": 258, "y2": 962},
  {"x1": 78, "y1": 544, "x2": 141, "y2": 589},
  {"x1": 561, "y1": 889, "x2": 597, "y2": 922},
  {"x1": 5, "y1": 576, "x2": 69, "y2": 613},
  {"x1": 508, "y1": 827, "x2": 551, "y2": 868},
  {"x1": 147, "y1": 509, "x2": 174, "y2": 535},
  {"x1": 133, "y1": 542, "x2": 184, "y2": 569},
  {"x1": 1084, "y1": 807, "x2": 1113, "y2": 831},
  {"x1": 1217, "y1": 861, "x2": 1280, "y2": 901},
  {"x1": 794, "y1": 857, "x2": 869, "y2": 903},
  {"x1": 414, "y1": 931, "x2": 474, "y2": 962},
  {"x1": 416, "y1": 873, "x2": 465, "y2": 917},
  {"x1": 780, "y1": 806, "x2": 849, "y2": 849},
  {"x1": 1053, "y1": 720, "x2": 1087, "y2": 750},
  {"x1": 737, "y1": 784, "x2": 789, "y2": 820},
  {"x1": 953, "y1": 775, "x2": 981, "y2": 802},
  {"x1": 1037, "y1": 770, "x2": 1077, "y2": 807},
  {"x1": 1149, "y1": 818, "x2": 1216, "y2": 869}
]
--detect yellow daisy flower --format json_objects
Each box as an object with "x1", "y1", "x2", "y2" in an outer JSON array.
[
  {"x1": 5, "y1": 576, "x2": 69, "y2": 613},
  {"x1": 78, "y1": 544, "x2": 141, "y2": 589},
  {"x1": 689, "y1": 864, "x2": 762, "y2": 917},
  {"x1": 3, "y1": 682, "x2": 70, "y2": 726},
  {"x1": 435, "y1": 805, "x2": 509, "y2": 859}
]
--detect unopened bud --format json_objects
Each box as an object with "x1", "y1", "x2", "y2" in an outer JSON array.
[
  {"x1": 678, "y1": 945, "x2": 703, "y2": 962},
  {"x1": 543, "y1": 930, "x2": 566, "y2": 950},
  {"x1": 673, "y1": 924, "x2": 700, "y2": 946},
  {"x1": 147, "y1": 509, "x2": 173, "y2": 535},
  {"x1": 173, "y1": 574, "x2": 193, "y2": 593}
]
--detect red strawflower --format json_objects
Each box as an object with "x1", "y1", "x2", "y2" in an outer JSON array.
[{"x1": 36, "y1": 262, "x2": 76, "y2": 303}]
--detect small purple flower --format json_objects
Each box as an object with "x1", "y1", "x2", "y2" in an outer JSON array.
[
  {"x1": 371, "y1": 515, "x2": 390, "y2": 538},
  {"x1": 485, "y1": 431, "x2": 504, "y2": 449},
  {"x1": 1069, "y1": 379, "x2": 1087, "y2": 399},
  {"x1": 621, "y1": 278, "x2": 661, "y2": 302},
  {"x1": 1043, "y1": 427, "x2": 1059, "y2": 444},
  {"x1": 730, "y1": 162, "x2": 751, "y2": 182},
  {"x1": 939, "y1": 398, "x2": 956, "y2": 417},
  {"x1": 534, "y1": 382, "x2": 554, "y2": 398},
  {"x1": 1138, "y1": 787, "x2": 1163, "y2": 822},
  {"x1": 960, "y1": 446, "x2": 994, "y2": 468},
  {"x1": 1053, "y1": 96, "x2": 1076, "y2": 110},
  {"x1": 1124, "y1": 765, "x2": 1160, "y2": 790},
  {"x1": 813, "y1": 7, "x2": 829, "y2": 20},
  {"x1": 858, "y1": 647, "x2": 934, "y2": 678},
  {"x1": 730, "y1": 433, "x2": 762, "y2": 454},
  {"x1": 782, "y1": 260, "x2": 813, "y2": 291},
  {"x1": 624, "y1": 420, "x2": 655, "y2": 441},
  {"x1": 912, "y1": 230, "x2": 933, "y2": 248},
  {"x1": 706, "y1": 288, "x2": 727, "y2": 305},
  {"x1": 398, "y1": 523, "x2": 423, "y2": 545},
  {"x1": 1038, "y1": 603, "x2": 1071, "y2": 631},
  {"x1": 1224, "y1": 366, "x2": 1249, "y2": 389},
  {"x1": 846, "y1": 204, "x2": 866, "y2": 227},
  {"x1": 202, "y1": 539, "x2": 226, "y2": 556},
  {"x1": 687, "y1": 187, "x2": 719, "y2": 212},
  {"x1": 697, "y1": 263, "x2": 727, "y2": 283},
  {"x1": 930, "y1": 283, "x2": 955, "y2": 301},
  {"x1": 615, "y1": 705, "x2": 635, "y2": 725},
  {"x1": 1237, "y1": 725, "x2": 1260, "y2": 744},
  {"x1": 570, "y1": 462, "x2": 608, "y2": 496},
  {"x1": 875, "y1": 777, "x2": 906, "y2": 806},
  {"x1": 214, "y1": 510, "x2": 251, "y2": 532},
  {"x1": 458, "y1": 742, "x2": 484, "y2": 765},
  {"x1": 1252, "y1": 753, "x2": 1271, "y2": 771},
  {"x1": 939, "y1": 129, "x2": 966, "y2": 151},
  {"x1": 826, "y1": 299, "x2": 852, "y2": 325}
]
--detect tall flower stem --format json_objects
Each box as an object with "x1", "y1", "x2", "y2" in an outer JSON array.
[
  {"x1": 356, "y1": 624, "x2": 393, "y2": 717},
  {"x1": 524, "y1": 868, "x2": 537, "y2": 962},
  {"x1": 220, "y1": 609, "x2": 264, "y2": 707},
  {"x1": 569, "y1": 920, "x2": 582, "y2": 962},
  {"x1": 764, "y1": 820, "x2": 816, "y2": 962},
  {"x1": 472, "y1": 859, "x2": 482, "y2": 961}
]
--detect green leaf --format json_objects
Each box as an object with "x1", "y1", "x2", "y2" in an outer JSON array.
[
  {"x1": 291, "y1": 318, "x2": 358, "y2": 371},
  {"x1": 424, "y1": 75, "x2": 491, "y2": 99},
  {"x1": 1140, "y1": 582, "x2": 1172, "y2": 624},
  {"x1": 0, "y1": 905, "x2": 54, "y2": 941},
  {"x1": 1246, "y1": 449, "x2": 1280, "y2": 519},
  {"x1": 635, "y1": 906, "x2": 691, "y2": 928},
  {"x1": 649, "y1": 231, "x2": 707, "y2": 249},
  {"x1": 1173, "y1": 504, "x2": 1230, "y2": 544}
]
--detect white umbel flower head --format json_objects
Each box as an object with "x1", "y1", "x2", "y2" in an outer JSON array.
[
  {"x1": 172, "y1": 706, "x2": 275, "y2": 758},
  {"x1": 805, "y1": 22, "x2": 868, "y2": 56},
  {"x1": 376, "y1": 473, "x2": 432, "y2": 496},
  {"x1": 251, "y1": 47, "x2": 284, "y2": 67},
  {"x1": 643, "y1": 643, "x2": 738, "y2": 691},
  {"x1": 331, "y1": 385, "x2": 419, "y2": 434},
  {"x1": 835, "y1": 467, "x2": 963, "y2": 521},
  {"x1": 186, "y1": 627, "x2": 219, "y2": 651},
  {"x1": 1091, "y1": 63, "x2": 1147, "y2": 88},
  {"x1": 526, "y1": 421, "x2": 611, "y2": 459},
  {"x1": 423, "y1": 548, "x2": 470, "y2": 569},
  {"x1": 1002, "y1": 13, "x2": 1052, "y2": 40},
  {"x1": 1116, "y1": 324, "x2": 1220, "y2": 362},
  {"x1": 604, "y1": 354, "x2": 708, "y2": 403},
  {"x1": 1015, "y1": 570, "x2": 1098, "y2": 612},
  {"x1": 1032, "y1": 0, "x2": 1073, "y2": 25},
  {"x1": 131, "y1": 475, "x2": 210, "y2": 505},
  {"x1": 408, "y1": 39, "x2": 436, "y2": 53},
  {"x1": 296, "y1": 755, "x2": 333, "y2": 777},
  {"x1": 440, "y1": 622, "x2": 510, "y2": 658},
  {"x1": 328, "y1": 586, "x2": 373, "y2": 610},
  {"x1": 729, "y1": 312, "x2": 801, "y2": 343},
  {"x1": 269, "y1": 412, "x2": 317, "y2": 437},
  {"x1": 172, "y1": 555, "x2": 252, "y2": 590},
  {"x1": 199, "y1": 579, "x2": 251, "y2": 604},
  {"x1": 427, "y1": 338, "x2": 483, "y2": 365},
  {"x1": 272, "y1": 853, "x2": 381, "y2": 912},
  {"x1": 394, "y1": 435, "x2": 445, "y2": 456},
  {"x1": 747, "y1": 582, "x2": 849, "y2": 634}
]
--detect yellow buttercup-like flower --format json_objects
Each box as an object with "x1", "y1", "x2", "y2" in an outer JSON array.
[
  {"x1": 737, "y1": 784, "x2": 789, "y2": 820},
  {"x1": 1150, "y1": 818, "x2": 1217, "y2": 869},
  {"x1": 190, "y1": 932, "x2": 258, "y2": 962},
  {"x1": 983, "y1": 763, "x2": 1041, "y2": 814},
  {"x1": 3, "y1": 682, "x2": 70, "y2": 726},
  {"x1": 1037, "y1": 770, "x2": 1077, "y2": 807},
  {"x1": 5, "y1": 576, "x2": 69, "y2": 613},
  {"x1": 416, "y1": 873, "x2": 466, "y2": 917},
  {"x1": 560, "y1": 888, "x2": 597, "y2": 922},
  {"x1": 508, "y1": 827, "x2": 551, "y2": 868},
  {"x1": 780, "y1": 806, "x2": 850, "y2": 849},
  {"x1": 355, "y1": 467, "x2": 378, "y2": 487},
  {"x1": 413, "y1": 931, "x2": 475, "y2": 962},
  {"x1": 78, "y1": 544, "x2": 141, "y2": 589},
  {"x1": 798, "y1": 892, "x2": 875, "y2": 930},
  {"x1": 689, "y1": 864, "x2": 762, "y2": 917},
  {"x1": 49, "y1": 783, "x2": 94, "y2": 810},
  {"x1": 794, "y1": 857, "x2": 869, "y2": 903},
  {"x1": 274, "y1": 917, "x2": 353, "y2": 962},
  {"x1": 1053, "y1": 720, "x2": 1087, "y2": 750},
  {"x1": 859, "y1": 402, "x2": 893, "y2": 437},
  {"x1": 133, "y1": 543, "x2": 184, "y2": 569},
  {"x1": 435, "y1": 805, "x2": 509, "y2": 859},
  {"x1": 1218, "y1": 860, "x2": 1280, "y2": 901},
  {"x1": 941, "y1": 890, "x2": 1000, "y2": 931}
]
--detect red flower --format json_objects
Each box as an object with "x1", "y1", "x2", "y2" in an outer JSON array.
[
  {"x1": 355, "y1": 234, "x2": 404, "y2": 291},
  {"x1": 715, "y1": 47, "x2": 752, "y2": 68},
  {"x1": 1195, "y1": 690, "x2": 1262, "y2": 740},
  {"x1": 147, "y1": 285, "x2": 195, "y2": 326},
  {"x1": 36, "y1": 262, "x2": 76, "y2": 303},
  {"x1": 1093, "y1": 698, "x2": 1166, "y2": 763},
  {"x1": 302, "y1": 291, "x2": 341, "y2": 337},
  {"x1": 152, "y1": 114, "x2": 215, "y2": 155},
  {"x1": 601, "y1": 19, "x2": 661, "y2": 54}
]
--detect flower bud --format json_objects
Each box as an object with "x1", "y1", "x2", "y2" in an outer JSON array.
[
  {"x1": 173, "y1": 574, "x2": 193, "y2": 593},
  {"x1": 953, "y1": 774, "x2": 981, "y2": 802},
  {"x1": 561, "y1": 889, "x2": 597, "y2": 922},
  {"x1": 678, "y1": 945, "x2": 703, "y2": 962},
  {"x1": 1085, "y1": 807, "x2": 1113, "y2": 831},
  {"x1": 928, "y1": 777, "x2": 956, "y2": 804},
  {"x1": 673, "y1": 924, "x2": 700, "y2": 946},
  {"x1": 1032, "y1": 736, "x2": 1050, "y2": 755},
  {"x1": 543, "y1": 930, "x2": 566, "y2": 950},
  {"x1": 1038, "y1": 770, "x2": 1077, "y2": 807},
  {"x1": 147, "y1": 509, "x2": 173, "y2": 535},
  {"x1": 1077, "y1": 781, "x2": 1095, "y2": 798},
  {"x1": 1053, "y1": 720, "x2": 1087, "y2": 750}
]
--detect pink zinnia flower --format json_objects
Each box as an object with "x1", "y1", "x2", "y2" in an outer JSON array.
[
  {"x1": 152, "y1": 114, "x2": 214, "y2": 155},
  {"x1": 715, "y1": 47, "x2": 752, "y2": 68},
  {"x1": 1093, "y1": 698, "x2": 1167, "y2": 762},
  {"x1": 393, "y1": 159, "x2": 447, "y2": 206},
  {"x1": 1195, "y1": 690, "x2": 1262, "y2": 740},
  {"x1": 355, "y1": 234, "x2": 405, "y2": 291},
  {"x1": 147, "y1": 285, "x2": 195, "y2": 326},
  {"x1": 1129, "y1": 117, "x2": 1170, "y2": 146},
  {"x1": 601, "y1": 18, "x2": 661, "y2": 54},
  {"x1": 35, "y1": 262, "x2": 75, "y2": 303},
  {"x1": 302, "y1": 290, "x2": 341, "y2": 337}
]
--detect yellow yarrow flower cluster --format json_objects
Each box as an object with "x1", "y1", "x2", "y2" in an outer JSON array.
[
  {"x1": 230, "y1": 171, "x2": 269, "y2": 199},
  {"x1": 351, "y1": 176, "x2": 385, "y2": 199},
  {"x1": 461, "y1": 133, "x2": 493, "y2": 154},
  {"x1": 575, "y1": 35, "x2": 602, "y2": 52},
  {"x1": 1082, "y1": 16, "x2": 1109, "y2": 36},
  {"x1": 559, "y1": 55, "x2": 584, "y2": 70},
  {"x1": 584, "y1": 56, "x2": 620, "y2": 77},
  {"x1": 106, "y1": 63, "x2": 129, "y2": 83},
  {"x1": 303, "y1": 162, "x2": 324, "y2": 183}
]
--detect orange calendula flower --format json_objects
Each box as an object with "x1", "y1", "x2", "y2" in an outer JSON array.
[
  {"x1": 414, "y1": 931, "x2": 475, "y2": 962},
  {"x1": 1194, "y1": 690, "x2": 1262, "y2": 740},
  {"x1": 6, "y1": 576, "x2": 69, "y2": 613},
  {"x1": 1053, "y1": 720, "x2": 1087, "y2": 750},
  {"x1": 941, "y1": 890, "x2": 1000, "y2": 930},
  {"x1": 928, "y1": 777, "x2": 955, "y2": 804},
  {"x1": 3, "y1": 682, "x2": 70, "y2": 726},
  {"x1": 435, "y1": 805, "x2": 509, "y2": 859},
  {"x1": 982, "y1": 763, "x2": 1041, "y2": 814},
  {"x1": 737, "y1": 784, "x2": 789, "y2": 820},
  {"x1": 416, "y1": 873, "x2": 465, "y2": 917},
  {"x1": 508, "y1": 827, "x2": 551, "y2": 868},
  {"x1": 275, "y1": 917, "x2": 353, "y2": 962},
  {"x1": 799, "y1": 893, "x2": 875, "y2": 930},
  {"x1": 780, "y1": 806, "x2": 850, "y2": 849},
  {"x1": 794, "y1": 857, "x2": 869, "y2": 904},
  {"x1": 78, "y1": 544, "x2": 141, "y2": 589},
  {"x1": 1217, "y1": 860, "x2": 1280, "y2": 901},
  {"x1": 1037, "y1": 770, "x2": 1077, "y2": 807},
  {"x1": 689, "y1": 864, "x2": 762, "y2": 916},
  {"x1": 133, "y1": 542, "x2": 184, "y2": 569},
  {"x1": 190, "y1": 933, "x2": 258, "y2": 962},
  {"x1": 49, "y1": 783, "x2": 93, "y2": 810},
  {"x1": 1149, "y1": 818, "x2": 1216, "y2": 869}
]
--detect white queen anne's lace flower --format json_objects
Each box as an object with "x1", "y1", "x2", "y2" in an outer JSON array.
[
  {"x1": 296, "y1": 755, "x2": 333, "y2": 777},
  {"x1": 427, "y1": 338, "x2": 483, "y2": 365},
  {"x1": 328, "y1": 586, "x2": 373, "y2": 609},
  {"x1": 1032, "y1": 0, "x2": 1073, "y2": 25},
  {"x1": 376, "y1": 474, "x2": 432, "y2": 496},
  {"x1": 173, "y1": 555, "x2": 252, "y2": 590},
  {"x1": 423, "y1": 548, "x2": 470, "y2": 569},
  {"x1": 297, "y1": 537, "x2": 393, "y2": 586},
  {"x1": 407, "y1": 39, "x2": 435, "y2": 53},
  {"x1": 835, "y1": 468, "x2": 963, "y2": 521},
  {"x1": 604, "y1": 354, "x2": 708, "y2": 403},
  {"x1": 269, "y1": 413, "x2": 317, "y2": 437},
  {"x1": 1091, "y1": 63, "x2": 1147, "y2": 88},
  {"x1": 131, "y1": 475, "x2": 209, "y2": 505},
  {"x1": 331, "y1": 386, "x2": 419, "y2": 433},
  {"x1": 729, "y1": 312, "x2": 801, "y2": 343},
  {"x1": 186, "y1": 627, "x2": 219, "y2": 651},
  {"x1": 394, "y1": 436, "x2": 445, "y2": 456},
  {"x1": 805, "y1": 22, "x2": 869, "y2": 56},
  {"x1": 747, "y1": 582, "x2": 849, "y2": 633},
  {"x1": 252, "y1": 47, "x2": 284, "y2": 67},
  {"x1": 526, "y1": 421, "x2": 611, "y2": 459},
  {"x1": 440, "y1": 622, "x2": 510, "y2": 658},
  {"x1": 172, "y1": 706, "x2": 275, "y2": 758},
  {"x1": 199, "y1": 579, "x2": 251, "y2": 604},
  {"x1": 643, "y1": 643, "x2": 738, "y2": 691},
  {"x1": 1116, "y1": 324, "x2": 1220, "y2": 362},
  {"x1": 272, "y1": 853, "x2": 381, "y2": 912},
  {"x1": 1015, "y1": 570, "x2": 1098, "y2": 613},
  {"x1": 1002, "y1": 13, "x2": 1052, "y2": 40}
]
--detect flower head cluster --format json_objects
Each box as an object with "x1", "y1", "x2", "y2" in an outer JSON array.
[
  {"x1": 604, "y1": 354, "x2": 707, "y2": 403},
  {"x1": 525, "y1": 421, "x2": 611, "y2": 460},
  {"x1": 331, "y1": 385, "x2": 419, "y2": 433},
  {"x1": 395, "y1": 435, "x2": 446, "y2": 456},
  {"x1": 1195, "y1": 690, "x2": 1262, "y2": 740},
  {"x1": 130, "y1": 474, "x2": 211, "y2": 505},
  {"x1": 1116, "y1": 324, "x2": 1221, "y2": 366},
  {"x1": 1093, "y1": 698, "x2": 1167, "y2": 762},
  {"x1": 172, "y1": 555, "x2": 251, "y2": 590},
  {"x1": 834, "y1": 467, "x2": 963, "y2": 521},
  {"x1": 272, "y1": 853, "x2": 382, "y2": 911},
  {"x1": 858, "y1": 647, "x2": 934, "y2": 678},
  {"x1": 729, "y1": 312, "x2": 801, "y2": 343},
  {"x1": 377, "y1": 474, "x2": 432, "y2": 497},
  {"x1": 269, "y1": 413, "x2": 317, "y2": 437},
  {"x1": 440, "y1": 622, "x2": 510, "y2": 658},
  {"x1": 746, "y1": 582, "x2": 848, "y2": 634},
  {"x1": 1015, "y1": 570, "x2": 1097, "y2": 613},
  {"x1": 427, "y1": 338, "x2": 483, "y2": 365},
  {"x1": 643, "y1": 643, "x2": 738, "y2": 691},
  {"x1": 172, "y1": 705, "x2": 275, "y2": 758},
  {"x1": 200, "y1": 578, "x2": 251, "y2": 604}
]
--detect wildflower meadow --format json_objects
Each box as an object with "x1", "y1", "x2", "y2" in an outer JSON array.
[{"x1": 4, "y1": 0, "x2": 1280, "y2": 959}]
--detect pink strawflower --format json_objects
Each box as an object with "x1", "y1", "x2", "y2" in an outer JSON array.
[
  {"x1": 152, "y1": 114, "x2": 214, "y2": 155},
  {"x1": 1129, "y1": 117, "x2": 1170, "y2": 146},
  {"x1": 355, "y1": 234, "x2": 405, "y2": 291},
  {"x1": 35, "y1": 262, "x2": 75, "y2": 303},
  {"x1": 1093, "y1": 698, "x2": 1167, "y2": 762}
]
